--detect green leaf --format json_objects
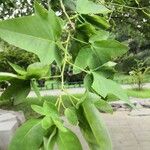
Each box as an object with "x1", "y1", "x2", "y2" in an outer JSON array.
[
  {"x1": 31, "y1": 79, "x2": 42, "y2": 101},
  {"x1": 76, "y1": 0, "x2": 111, "y2": 14},
  {"x1": 77, "y1": 23, "x2": 96, "y2": 41},
  {"x1": 64, "y1": 0, "x2": 76, "y2": 10},
  {"x1": 1, "y1": 79, "x2": 30, "y2": 105},
  {"x1": 65, "y1": 108, "x2": 78, "y2": 125},
  {"x1": 87, "y1": 53, "x2": 102, "y2": 69},
  {"x1": 27, "y1": 62, "x2": 50, "y2": 79},
  {"x1": 89, "y1": 30, "x2": 109, "y2": 43},
  {"x1": 41, "y1": 116, "x2": 53, "y2": 130},
  {"x1": 77, "y1": 107, "x2": 99, "y2": 149},
  {"x1": 82, "y1": 99, "x2": 112, "y2": 150},
  {"x1": 84, "y1": 15, "x2": 110, "y2": 29},
  {"x1": 0, "y1": 2, "x2": 62, "y2": 64},
  {"x1": 57, "y1": 128, "x2": 83, "y2": 150},
  {"x1": 76, "y1": 92, "x2": 88, "y2": 109},
  {"x1": 0, "y1": 72, "x2": 19, "y2": 82},
  {"x1": 8, "y1": 62, "x2": 27, "y2": 76},
  {"x1": 92, "y1": 72, "x2": 132, "y2": 106},
  {"x1": 53, "y1": 118, "x2": 67, "y2": 132},
  {"x1": 91, "y1": 40, "x2": 129, "y2": 64},
  {"x1": 34, "y1": 2, "x2": 62, "y2": 39},
  {"x1": 43, "y1": 101, "x2": 58, "y2": 117},
  {"x1": 94, "y1": 100, "x2": 113, "y2": 114},
  {"x1": 102, "y1": 61, "x2": 117, "y2": 68},
  {"x1": 92, "y1": 62, "x2": 116, "y2": 79},
  {"x1": 54, "y1": 48, "x2": 63, "y2": 67},
  {"x1": 9, "y1": 119, "x2": 46, "y2": 150},
  {"x1": 84, "y1": 74, "x2": 93, "y2": 92},
  {"x1": 42, "y1": 102, "x2": 65, "y2": 131},
  {"x1": 31, "y1": 105, "x2": 45, "y2": 115},
  {"x1": 73, "y1": 46, "x2": 91, "y2": 74}
]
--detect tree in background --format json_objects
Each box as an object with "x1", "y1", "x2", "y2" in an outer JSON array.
[{"x1": 0, "y1": 40, "x2": 38, "y2": 72}]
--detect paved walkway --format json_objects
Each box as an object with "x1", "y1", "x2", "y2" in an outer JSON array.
[
  {"x1": 65, "y1": 108, "x2": 150, "y2": 150},
  {"x1": 103, "y1": 110, "x2": 150, "y2": 150}
]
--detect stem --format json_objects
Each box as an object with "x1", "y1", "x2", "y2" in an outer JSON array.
[
  {"x1": 47, "y1": 0, "x2": 51, "y2": 11},
  {"x1": 61, "y1": 98, "x2": 67, "y2": 109},
  {"x1": 60, "y1": 0, "x2": 75, "y2": 30},
  {"x1": 71, "y1": 36, "x2": 88, "y2": 44},
  {"x1": 68, "y1": 94, "x2": 76, "y2": 107},
  {"x1": 56, "y1": 32, "x2": 71, "y2": 111},
  {"x1": 61, "y1": 32, "x2": 71, "y2": 90}
]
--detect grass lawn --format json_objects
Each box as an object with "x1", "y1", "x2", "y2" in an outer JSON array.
[{"x1": 126, "y1": 88, "x2": 150, "y2": 98}]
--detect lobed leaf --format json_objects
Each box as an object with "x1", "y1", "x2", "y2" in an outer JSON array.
[{"x1": 0, "y1": 2, "x2": 62, "y2": 64}]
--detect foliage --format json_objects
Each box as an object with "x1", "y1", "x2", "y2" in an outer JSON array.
[
  {"x1": 0, "y1": 1, "x2": 133, "y2": 150},
  {"x1": 106, "y1": 0, "x2": 150, "y2": 53},
  {"x1": 0, "y1": 40, "x2": 38, "y2": 72},
  {"x1": 129, "y1": 59, "x2": 150, "y2": 90}
]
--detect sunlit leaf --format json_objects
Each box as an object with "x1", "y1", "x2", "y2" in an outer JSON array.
[{"x1": 0, "y1": 2, "x2": 62, "y2": 64}]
